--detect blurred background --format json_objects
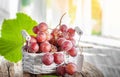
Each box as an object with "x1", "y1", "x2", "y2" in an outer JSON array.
[
  {"x1": 0, "y1": 0, "x2": 120, "y2": 77},
  {"x1": 0, "y1": 0, "x2": 120, "y2": 38}
]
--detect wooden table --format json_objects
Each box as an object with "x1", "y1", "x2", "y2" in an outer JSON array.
[{"x1": 0, "y1": 59, "x2": 104, "y2": 77}]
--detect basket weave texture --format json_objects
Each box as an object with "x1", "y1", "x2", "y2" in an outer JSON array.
[{"x1": 22, "y1": 49, "x2": 83, "y2": 74}]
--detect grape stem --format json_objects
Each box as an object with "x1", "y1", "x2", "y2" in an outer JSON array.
[{"x1": 56, "y1": 12, "x2": 67, "y2": 28}]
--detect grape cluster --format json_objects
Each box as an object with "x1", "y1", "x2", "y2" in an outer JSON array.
[{"x1": 24, "y1": 22, "x2": 78, "y2": 76}]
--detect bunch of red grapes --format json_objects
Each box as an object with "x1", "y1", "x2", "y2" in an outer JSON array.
[{"x1": 24, "y1": 22, "x2": 78, "y2": 76}]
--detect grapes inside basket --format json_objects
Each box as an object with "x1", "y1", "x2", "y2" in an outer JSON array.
[{"x1": 22, "y1": 16, "x2": 83, "y2": 76}]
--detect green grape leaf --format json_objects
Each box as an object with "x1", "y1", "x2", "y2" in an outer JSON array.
[{"x1": 0, "y1": 13, "x2": 37, "y2": 62}]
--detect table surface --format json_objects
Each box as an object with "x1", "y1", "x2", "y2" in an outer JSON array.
[{"x1": 0, "y1": 59, "x2": 104, "y2": 77}]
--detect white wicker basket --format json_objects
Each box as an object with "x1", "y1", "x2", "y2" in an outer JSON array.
[
  {"x1": 21, "y1": 28, "x2": 84, "y2": 74},
  {"x1": 22, "y1": 48, "x2": 83, "y2": 74}
]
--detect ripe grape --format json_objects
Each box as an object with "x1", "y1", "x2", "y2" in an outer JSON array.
[
  {"x1": 26, "y1": 36, "x2": 37, "y2": 45},
  {"x1": 33, "y1": 26, "x2": 39, "y2": 34},
  {"x1": 53, "y1": 53, "x2": 64, "y2": 64},
  {"x1": 57, "y1": 37, "x2": 66, "y2": 46},
  {"x1": 60, "y1": 24, "x2": 68, "y2": 32},
  {"x1": 42, "y1": 53, "x2": 54, "y2": 65},
  {"x1": 51, "y1": 29, "x2": 59, "y2": 36},
  {"x1": 61, "y1": 40, "x2": 73, "y2": 51},
  {"x1": 67, "y1": 28, "x2": 75, "y2": 37},
  {"x1": 56, "y1": 65, "x2": 66, "y2": 76},
  {"x1": 28, "y1": 43, "x2": 39, "y2": 53},
  {"x1": 45, "y1": 31, "x2": 52, "y2": 41},
  {"x1": 36, "y1": 32, "x2": 46, "y2": 42},
  {"x1": 29, "y1": 35, "x2": 37, "y2": 43},
  {"x1": 61, "y1": 32, "x2": 69, "y2": 39},
  {"x1": 68, "y1": 37, "x2": 76, "y2": 46},
  {"x1": 49, "y1": 38, "x2": 57, "y2": 46},
  {"x1": 40, "y1": 42, "x2": 51, "y2": 53},
  {"x1": 51, "y1": 28, "x2": 61, "y2": 39},
  {"x1": 38, "y1": 22, "x2": 48, "y2": 32},
  {"x1": 65, "y1": 63, "x2": 77, "y2": 75},
  {"x1": 67, "y1": 47, "x2": 77, "y2": 57}
]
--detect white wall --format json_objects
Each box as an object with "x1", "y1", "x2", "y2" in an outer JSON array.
[
  {"x1": 74, "y1": 0, "x2": 92, "y2": 35},
  {"x1": 81, "y1": 0, "x2": 92, "y2": 35},
  {"x1": 102, "y1": 0, "x2": 120, "y2": 38},
  {"x1": 0, "y1": 0, "x2": 19, "y2": 25}
]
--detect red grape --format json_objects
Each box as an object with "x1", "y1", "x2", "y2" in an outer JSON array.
[
  {"x1": 67, "y1": 28, "x2": 75, "y2": 37},
  {"x1": 65, "y1": 63, "x2": 77, "y2": 75},
  {"x1": 33, "y1": 26, "x2": 39, "y2": 34},
  {"x1": 61, "y1": 40, "x2": 73, "y2": 51},
  {"x1": 37, "y1": 22, "x2": 48, "y2": 32},
  {"x1": 61, "y1": 32, "x2": 69, "y2": 39},
  {"x1": 68, "y1": 37, "x2": 76, "y2": 46},
  {"x1": 42, "y1": 53, "x2": 54, "y2": 65},
  {"x1": 56, "y1": 65, "x2": 66, "y2": 76},
  {"x1": 49, "y1": 38, "x2": 57, "y2": 46},
  {"x1": 36, "y1": 32, "x2": 46, "y2": 42},
  {"x1": 45, "y1": 31, "x2": 52, "y2": 41},
  {"x1": 67, "y1": 47, "x2": 77, "y2": 57},
  {"x1": 51, "y1": 29, "x2": 59, "y2": 36},
  {"x1": 60, "y1": 24, "x2": 68, "y2": 32},
  {"x1": 53, "y1": 53, "x2": 64, "y2": 64},
  {"x1": 28, "y1": 43, "x2": 39, "y2": 53},
  {"x1": 25, "y1": 36, "x2": 37, "y2": 50},
  {"x1": 57, "y1": 37, "x2": 66, "y2": 46},
  {"x1": 51, "y1": 28, "x2": 61, "y2": 39},
  {"x1": 40, "y1": 42, "x2": 51, "y2": 53},
  {"x1": 29, "y1": 35, "x2": 37, "y2": 43}
]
